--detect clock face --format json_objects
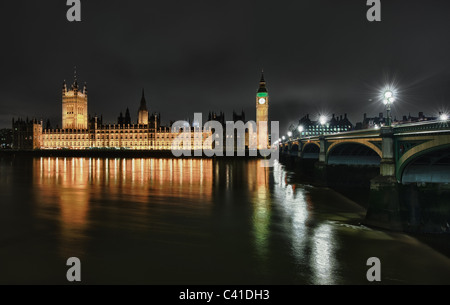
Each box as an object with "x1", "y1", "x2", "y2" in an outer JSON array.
[{"x1": 258, "y1": 98, "x2": 266, "y2": 105}]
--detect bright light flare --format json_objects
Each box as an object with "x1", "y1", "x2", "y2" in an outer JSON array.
[
  {"x1": 384, "y1": 90, "x2": 393, "y2": 99},
  {"x1": 379, "y1": 85, "x2": 398, "y2": 105}
]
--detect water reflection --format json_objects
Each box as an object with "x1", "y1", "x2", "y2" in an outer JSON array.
[
  {"x1": 311, "y1": 223, "x2": 336, "y2": 284},
  {"x1": 247, "y1": 161, "x2": 270, "y2": 263},
  {"x1": 33, "y1": 157, "x2": 213, "y2": 258},
  {"x1": 4, "y1": 157, "x2": 443, "y2": 284},
  {"x1": 272, "y1": 160, "x2": 338, "y2": 284}
]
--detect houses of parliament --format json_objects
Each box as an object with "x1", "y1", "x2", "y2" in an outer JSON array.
[{"x1": 12, "y1": 71, "x2": 270, "y2": 150}]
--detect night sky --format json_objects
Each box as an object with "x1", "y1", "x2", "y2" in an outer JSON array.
[{"x1": 1, "y1": 0, "x2": 450, "y2": 133}]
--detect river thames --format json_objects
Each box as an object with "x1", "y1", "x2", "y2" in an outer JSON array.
[{"x1": 0, "y1": 157, "x2": 449, "y2": 284}]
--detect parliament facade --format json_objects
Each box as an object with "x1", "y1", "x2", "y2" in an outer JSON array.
[{"x1": 12, "y1": 75, "x2": 211, "y2": 150}]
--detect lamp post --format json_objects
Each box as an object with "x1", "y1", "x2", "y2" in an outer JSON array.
[
  {"x1": 298, "y1": 125, "x2": 304, "y2": 138},
  {"x1": 383, "y1": 90, "x2": 395, "y2": 126},
  {"x1": 287, "y1": 131, "x2": 292, "y2": 138},
  {"x1": 317, "y1": 115, "x2": 327, "y2": 165},
  {"x1": 319, "y1": 115, "x2": 327, "y2": 135}
]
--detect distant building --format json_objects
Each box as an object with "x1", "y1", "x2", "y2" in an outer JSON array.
[
  {"x1": 294, "y1": 113, "x2": 353, "y2": 137},
  {"x1": 208, "y1": 111, "x2": 226, "y2": 126},
  {"x1": 357, "y1": 113, "x2": 386, "y2": 130},
  {"x1": 396, "y1": 112, "x2": 437, "y2": 124},
  {"x1": 12, "y1": 118, "x2": 42, "y2": 149},
  {"x1": 206, "y1": 110, "x2": 246, "y2": 127},
  {"x1": 232, "y1": 110, "x2": 245, "y2": 122},
  {"x1": 207, "y1": 110, "x2": 250, "y2": 151},
  {"x1": 0, "y1": 128, "x2": 13, "y2": 149},
  {"x1": 355, "y1": 112, "x2": 438, "y2": 130}
]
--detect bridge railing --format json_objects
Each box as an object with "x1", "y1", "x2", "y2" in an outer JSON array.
[
  {"x1": 392, "y1": 120, "x2": 450, "y2": 134},
  {"x1": 280, "y1": 120, "x2": 450, "y2": 145},
  {"x1": 287, "y1": 128, "x2": 381, "y2": 142}
]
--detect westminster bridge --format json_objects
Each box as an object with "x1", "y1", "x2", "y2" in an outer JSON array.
[{"x1": 279, "y1": 120, "x2": 450, "y2": 230}]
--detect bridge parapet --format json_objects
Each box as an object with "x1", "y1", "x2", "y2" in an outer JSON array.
[{"x1": 393, "y1": 120, "x2": 450, "y2": 134}]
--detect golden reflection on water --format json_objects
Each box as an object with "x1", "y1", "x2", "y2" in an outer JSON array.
[
  {"x1": 33, "y1": 157, "x2": 213, "y2": 258},
  {"x1": 32, "y1": 157, "x2": 337, "y2": 283},
  {"x1": 247, "y1": 161, "x2": 270, "y2": 263}
]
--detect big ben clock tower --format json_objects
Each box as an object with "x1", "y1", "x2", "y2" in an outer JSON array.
[{"x1": 256, "y1": 70, "x2": 269, "y2": 149}]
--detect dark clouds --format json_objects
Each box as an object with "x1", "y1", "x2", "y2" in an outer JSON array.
[{"x1": 1, "y1": 0, "x2": 450, "y2": 132}]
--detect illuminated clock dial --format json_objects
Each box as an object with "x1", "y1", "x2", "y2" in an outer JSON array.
[{"x1": 258, "y1": 98, "x2": 266, "y2": 104}]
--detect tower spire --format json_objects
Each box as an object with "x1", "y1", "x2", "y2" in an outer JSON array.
[
  {"x1": 62, "y1": 79, "x2": 67, "y2": 95},
  {"x1": 258, "y1": 69, "x2": 267, "y2": 93},
  {"x1": 139, "y1": 88, "x2": 147, "y2": 111},
  {"x1": 137, "y1": 89, "x2": 149, "y2": 125},
  {"x1": 72, "y1": 66, "x2": 78, "y2": 89}
]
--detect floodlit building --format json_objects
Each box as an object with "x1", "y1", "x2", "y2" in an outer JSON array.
[{"x1": 13, "y1": 74, "x2": 212, "y2": 150}]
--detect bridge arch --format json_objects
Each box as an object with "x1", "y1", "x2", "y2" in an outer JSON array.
[
  {"x1": 326, "y1": 141, "x2": 381, "y2": 165},
  {"x1": 398, "y1": 141, "x2": 450, "y2": 183},
  {"x1": 327, "y1": 140, "x2": 382, "y2": 158},
  {"x1": 302, "y1": 142, "x2": 320, "y2": 159},
  {"x1": 302, "y1": 141, "x2": 320, "y2": 151}
]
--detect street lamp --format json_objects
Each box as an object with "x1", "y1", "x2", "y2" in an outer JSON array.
[
  {"x1": 440, "y1": 113, "x2": 449, "y2": 121},
  {"x1": 282, "y1": 136, "x2": 286, "y2": 141},
  {"x1": 383, "y1": 90, "x2": 395, "y2": 126},
  {"x1": 319, "y1": 115, "x2": 327, "y2": 135},
  {"x1": 287, "y1": 131, "x2": 292, "y2": 138},
  {"x1": 319, "y1": 115, "x2": 327, "y2": 126},
  {"x1": 298, "y1": 125, "x2": 304, "y2": 133}
]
